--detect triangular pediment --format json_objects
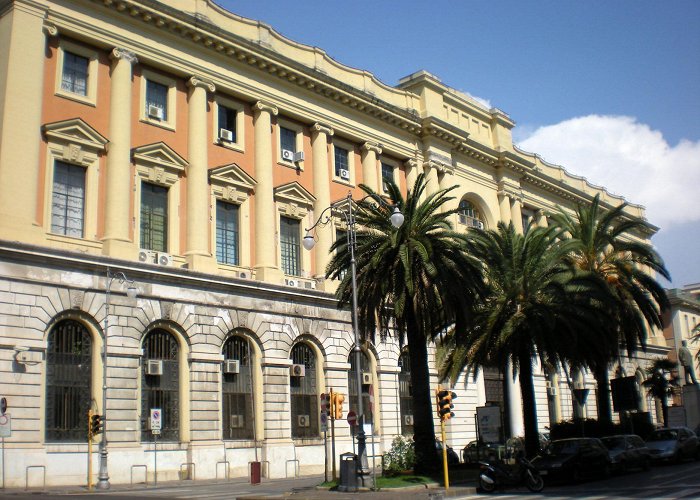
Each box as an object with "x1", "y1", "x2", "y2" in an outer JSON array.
[
  {"x1": 209, "y1": 163, "x2": 257, "y2": 193},
  {"x1": 274, "y1": 181, "x2": 316, "y2": 207},
  {"x1": 42, "y1": 118, "x2": 108, "y2": 151},
  {"x1": 132, "y1": 142, "x2": 188, "y2": 172}
]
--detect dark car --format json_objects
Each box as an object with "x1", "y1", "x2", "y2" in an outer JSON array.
[
  {"x1": 601, "y1": 434, "x2": 652, "y2": 473},
  {"x1": 532, "y1": 437, "x2": 611, "y2": 482},
  {"x1": 462, "y1": 440, "x2": 504, "y2": 464},
  {"x1": 436, "y1": 439, "x2": 460, "y2": 465},
  {"x1": 646, "y1": 427, "x2": 700, "y2": 463}
]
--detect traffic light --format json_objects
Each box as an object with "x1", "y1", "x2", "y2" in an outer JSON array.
[
  {"x1": 437, "y1": 389, "x2": 456, "y2": 421},
  {"x1": 90, "y1": 413, "x2": 103, "y2": 436},
  {"x1": 333, "y1": 392, "x2": 345, "y2": 420}
]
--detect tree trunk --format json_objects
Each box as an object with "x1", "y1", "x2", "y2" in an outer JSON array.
[
  {"x1": 405, "y1": 306, "x2": 437, "y2": 474},
  {"x1": 518, "y1": 353, "x2": 540, "y2": 459},
  {"x1": 594, "y1": 365, "x2": 613, "y2": 427}
]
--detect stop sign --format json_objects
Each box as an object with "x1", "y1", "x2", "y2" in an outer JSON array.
[{"x1": 347, "y1": 410, "x2": 357, "y2": 426}]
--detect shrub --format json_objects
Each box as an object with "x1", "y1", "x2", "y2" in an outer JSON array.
[{"x1": 382, "y1": 435, "x2": 416, "y2": 476}]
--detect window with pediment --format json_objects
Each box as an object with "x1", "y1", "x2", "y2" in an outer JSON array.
[{"x1": 274, "y1": 182, "x2": 315, "y2": 279}]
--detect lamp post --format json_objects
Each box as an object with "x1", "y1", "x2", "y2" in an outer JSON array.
[
  {"x1": 303, "y1": 192, "x2": 403, "y2": 478},
  {"x1": 97, "y1": 268, "x2": 138, "y2": 490}
]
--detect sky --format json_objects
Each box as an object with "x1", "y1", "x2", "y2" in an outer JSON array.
[{"x1": 217, "y1": 0, "x2": 700, "y2": 287}]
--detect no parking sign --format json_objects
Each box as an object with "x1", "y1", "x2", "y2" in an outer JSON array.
[{"x1": 150, "y1": 408, "x2": 162, "y2": 434}]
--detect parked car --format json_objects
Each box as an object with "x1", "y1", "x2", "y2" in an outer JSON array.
[
  {"x1": 645, "y1": 427, "x2": 700, "y2": 463},
  {"x1": 532, "y1": 437, "x2": 611, "y2": 482},
  {"x1": 601, "y1": 434, "x2": 652, "y2": 472},
  {"x1": 436, "y1": 439, "x2": 460, "y2": 465},
  {"x1": 462, "y1": 440, "x2": 504, "y2": 464}
]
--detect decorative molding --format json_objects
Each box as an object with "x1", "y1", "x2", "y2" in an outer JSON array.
[
  {"x1": 41, "y1": 118, "x2": 109, "y2": 156},
  {"x1": 42, "y1": 21, "x2": 58, "y2": 37},
  {"x1": 209, "y1": 162, "x2": 257, "y2": 203},
  {"x1": 253, "y1": 100, "x2": 279, "y2": 116},
  {"x1": 311, "y1": 122, "x2": 334, "y2": 137},
  {"x1": 69, "y1": 289, "x2": 84, "y2": 310},
  {"x1": 187, "y1": 75, "x2": 216, "y2": 93},
  {"x1": 361, "y1": 141, "x2": 382, "y2": 155},
  {"x1": 132, "y1": 142, "x2": 187, "y2": 186},
  {"x1": 274, "y1": 181, "x2": 316, "y2": 219},
  {"x1": 110, "y1": 47, "x2": 138, "y2": 65}
]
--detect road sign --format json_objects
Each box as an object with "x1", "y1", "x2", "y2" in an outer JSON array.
[
  {"x1": 347, "y1": 410, "x2": 357, "y2": 427},
  {"x1": 0, "y1": 413, "x2": 11, "y2": 438},
  {"x1": 320, "y1": 411, "x2": 328, "y2": 432},
  {"x1": 0, "y1": 397, "x2": 6, "y2": 415},
  {"x1": 150, "y1": 408, "x2": 162, "y2": 431}
]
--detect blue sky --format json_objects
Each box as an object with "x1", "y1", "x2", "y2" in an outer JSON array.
[{"x1": 217, "y1": 0, "x2": 700, "y2": 287}]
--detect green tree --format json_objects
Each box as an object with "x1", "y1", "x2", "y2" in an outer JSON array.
[
  {"x1": 550, "y1": 194, "x2": 670, "y2": 426},
  {"x1": 327, "y1": 174, "x2": 483, "y2": 473},
  {"x1": 641, "y1": 358, "x2": 679, "y2": 427},
  {"x1": 440, "y1": 222, "x2": 610, "y2": 458}
]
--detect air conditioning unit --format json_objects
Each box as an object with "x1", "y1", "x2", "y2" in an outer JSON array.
[
  {"x1": 297, "y1": 414, "x2": 310, "y2": 428},
  {"x1": 361, "y1": 372, "x2": 372, "y2": 385},
  {"x1": 148, "y1": 105, "x2": 164, "y2": 120},
  {"x1": 293, "y1": 151, "x2": 305, "y2": 162},
  {"x1": 404, "y1": 415, "x2": 414, "y2": 426},
  {"x1": 138, "y1": 249, "x2": 157, "y2": 264},
  {"x1": 157, "y1": 252, "x2": 173, "y2": 266},
  {"x1": 219, "y1": 128, "x2": 234, "y2": 142},
  {"x1": 546, "y1": 381, "x2": 557, "y2": 397},
  {"x1": 237, "y1": 271, "x2": 250, "y2": 279},
  {"x1": 477, "y1": 220, "x2": 484, "y2": 229},
  {"x1": 281, "y1": 149, "x2": 294, "y2": 162},
  {"x1": 145, "y1": 359, "x2": 163, "y2": 376},
  {"x1": 229, "y1": 414, "x2": 244, "y2": 428},
  {"x1": 339, "y1": 169, "x2": 350, "y2": 180},
  {"x1": 285, "y1": 278, "x2": 299, "y2": 287},
  {"x1": 290, "y1": 364, "x2": 306, "y2": 377},
  {"x1": 223, "y1": 359, "x2": 240, "y2": 374},
  {"x1": 304, "y1": 281, "x2": 316, "y2": 290}
]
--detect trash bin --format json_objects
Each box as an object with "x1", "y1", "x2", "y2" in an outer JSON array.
[
  {"x1": 338, "y1": 452, "x2": 358, "y2": 492},
  {"x1": 250, "y1": 461, "x2": 261, "y2": 485}
]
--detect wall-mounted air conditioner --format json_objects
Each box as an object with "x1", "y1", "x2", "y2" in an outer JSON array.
[
  {"x1": 290, "y1": 364, "x2": 306, "y2": 377},
  {"x1": 286, "y1": 278, "x2": 299, "y2": 287},
  {"x1": 293, "y1": 151, "x2": 305, "y2": 162},
  {"x1": 361, "y1": 372, "x2": 372, "y2": 385},
  {"x1": 157, "y1": 252, "x2": 173, "y2": 266},
  {"x1": 404, "y1": 415, "x2": 414, "y2": 426},
  {"x1": 281, "y1": 149, "x2": 294, "y2": 162},
  {"x1": 148, "y1": 105, "x2": 164, "y2": 120},
  {"x1": 304, "y1": 281, "x2": 316, "y2": 290},
  {"x1": 297, "y1": 414, "x2": 310, "y2": 427},
  {"x1": 219, "y1": 128, "x2": 234, "y2": 142},
  {"x1": 138, "y1": 249, "x2": 157, "y2": 264},
  {"x1": 339, "y1": 169, "x2": 350, "y2": 180},
  {"x1": 546, "y1": 381, "x2": 557, "y2": 397},
  {"x1": 223, "y1": 359, "x2": 240, "y2": 374},
  {"x1": 145, "y1": 359, "x2": 163, "y2": 376},
  {"x1": 229, "y1": 414, "x2": 244, "y2": 428}
]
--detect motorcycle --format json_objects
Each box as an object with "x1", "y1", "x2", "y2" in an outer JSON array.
[{"x1": 479, "y1": 455, "x2": 544, "y2": 493}]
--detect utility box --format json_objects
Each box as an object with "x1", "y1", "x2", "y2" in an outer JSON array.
[
  {"x1": 338, "y1": 453, "x2": 358, "y2": 492},
  {"x1": 250, "y1": 461, "x2": 261, "y2": 485}
]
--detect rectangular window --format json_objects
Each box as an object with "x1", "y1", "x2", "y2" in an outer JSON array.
[
  {"x1": 140, "y1": 182, "x2": 168, "y2": 252},
  {"x1": 280, "y1": 216, "x2": 300, "y2": 276},
  {"x1": 334, "y1": 146, "x2": 349, "y2": 177},
  {"x1": 146, "y1": 80, "x2": 168, "y2": 120},
  {"x1": 61, "y1": 52, "x2": 89, "y2": 96},
  {"x1": 218, "y1": 105, "x2": 237, "y2": 142},
  {"x1": 381, "y1": 162, "x2": 394, "y2": 192},
  {"x1": 216, "y1": 200, "x2": 239, "y2": 265},
  {"x1": 51, "y1": 161, "x2": 85, "y2": 238},
  {"x1": 280, "y1": 127, "x2": 296, "y2": 155}
]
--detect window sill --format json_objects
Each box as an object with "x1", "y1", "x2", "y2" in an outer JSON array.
[
  {"x1": 215, "y1": 140, "x2": 245, "y2": 154},
  {"x1": 46, "y1": 232, "x2": 102, "y2": 249},
  {"x1": 333, "y1": 177, "x2": 355, "y2": 187},
  {"x1": 139, "y1": 118, "x2": 176, "y2": 132},
  {"x1": 55, "y1": 90, "x2": 96, "y2": 108},
  {"x1": 292, "y1": 437, "x2": 324, "y2": 446},
  {"x1": 277, "y1": 160, "x2": 304, "y2": 171}
]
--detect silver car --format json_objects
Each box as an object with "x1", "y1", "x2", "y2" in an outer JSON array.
[{"x1": 645, "y1": 427, "x2": 699, "y2": 463}]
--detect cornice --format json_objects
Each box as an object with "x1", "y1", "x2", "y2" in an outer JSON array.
[{"x1": 454, "y1": 139, "x2": 499, "y2": 167}]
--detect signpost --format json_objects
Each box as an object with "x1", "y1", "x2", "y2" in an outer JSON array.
[
  {"x1": 150, "y1": 409, "x2": 161, "y2": 485},
  {"x1": 346, "y1": 410, "x2": 357, "y2": 427}
]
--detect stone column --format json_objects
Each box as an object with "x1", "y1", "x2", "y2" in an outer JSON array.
[
  {"x1": 510, "y1": 195, "x2": 524, "y2": 234},
  {"x1": 361, "y1": 141, "x2": 381, "y2": 192},
  {"x1": 0, "y1": 5, "x2": 49, "y2": 242},
  {"x1": 252, "y1": 101, "x2": 282, "y2": 283},
  {"x1": 185, "y1": 76, "x2": 216, "y2": 272},
  {"x1": 405, "y1": 159, "x2": 419, "y2": 193},
  {"x1": 424, "y1": 162, "x2": 440, "y2": 198},
  {"x1": 102, "y1": 48, "x2": 138, "y2": 258},
  {"x1": 497, "y1": 191, "x2": 511, "y2": 225},
  {"x1": 535, "y1": 209, "x2": 548, "y2": 228},
  {"x1": 311, "y1": 123, "x2": 334, "y2": 287},
  {"x1": 506, "y1": 362, "x2": 524, "y2": 437}
]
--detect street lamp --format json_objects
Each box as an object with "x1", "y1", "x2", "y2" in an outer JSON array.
[
  {"x1": 303, "y1": 192, "x2": 403, "y2": 478},
  {"x1": 97, "y1": 268, "x2": 138, "y2": 490}
]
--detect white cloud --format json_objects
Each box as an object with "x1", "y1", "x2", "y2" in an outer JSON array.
[{"x1": 517, "y1": 115, "x2": 700, "y2": 227}]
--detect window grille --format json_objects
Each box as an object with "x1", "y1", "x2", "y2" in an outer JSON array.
[
  {"x1": 145, "y1": 80, "x2": 168, "y2": 120},
  {"x1": 280, "y1": 216, "x2": 300, "y2": 276},
  {"x1": 280, "y1": 127, "x2": 296, "y2": 154},
  {"x1": 216, "y1": 201, "x2": 239, "y2": 265},
  {"x1": 141, "y1": 329, "x2": 179, "y2": 441},
  {"x1": 218, "y1": 105, "x2": 237, "y2": 141},
  {"x1": 51, "y1": 161, "x2": 85, "y2": 238},
  {"x1": 140, "y1": 182, "x2": 168, "y2": 252},
  {"x1": 348, "y1": 351, "x2": 373, "y2": 426},
  {"x1": 61, "y1": 52, "x2": 88, "y2": 96},
  {"x1": 381, "y1": 162, "x2": 394, "y2": 192},
  {"x1": 334, "y1": 146, "x2": 349, "y2": 177},
  {"x1": 222, "y1": 335, "x2": 254, "y2": 440},
  {"x1": 290, "y1": 343, "x2": 319, "y2": 438},
  {"x1": 398, "y1": 352, "x2": 413, "y2": 436},
  {"x1": 45, "y1": 320, "x2": 92, "y2": 442}
]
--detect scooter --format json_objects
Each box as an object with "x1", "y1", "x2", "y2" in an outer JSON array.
[{"x1": 478, "y1": 455, "x2": 544, "y2": 493}]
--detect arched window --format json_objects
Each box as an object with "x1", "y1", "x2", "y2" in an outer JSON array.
[
  {"x1": 45, "y1": 320, "x2": 92, "y2": 442},
  {"x1": 348, "y1": 351, "x2": 373, "y2": 426},
  {"x1": 222, "y1": 335, "x2": 254, "y2": 440},
  {"x1": 290, "y1": 343, "x2": 319, "y2": 438},
  {"x1": 398, "y1": 352, "x2": 413, "y2": 436},
  {"x1": 458, "y1": 200, "x2": 483, "y2": 229},
  {"x1": 141, "y1": 329, "x2": 179, "y2": 441}
]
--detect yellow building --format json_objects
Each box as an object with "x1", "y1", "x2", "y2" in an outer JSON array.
[{"x1": 0, "y1": 0, "x2": 669, "y2": 487}]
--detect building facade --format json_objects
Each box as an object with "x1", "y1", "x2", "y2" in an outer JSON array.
[{"x1": 0, "y1": 0, "x2": 669, "y2": 487}]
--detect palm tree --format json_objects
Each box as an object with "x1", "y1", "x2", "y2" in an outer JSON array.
[
  {"x1": 642, "y1": 358, "x2": 680, "y2": 427},
  {"x1": 550, "y1": 194, "x2": 670, "y2": 426},
  {"x1": 440, "y1": 222, "x2": 610, "y2": 458},
  {"x1": 326, "y1": 174, "x2": 484, "y2": 473}
]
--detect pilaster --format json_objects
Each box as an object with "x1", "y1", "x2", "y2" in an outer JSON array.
[
  {"x1": 311, "y1": 123, "x2": 334, "y2": 287},
  {"x1": 404, "y1": 158, "x2": 419, "y2": 193},
  {"x1": 510, "y1": 195, "x2": 524, "y2": 235},
  {"x1": 360, "y1": 141, "x2": 381, "y2": 192}
]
